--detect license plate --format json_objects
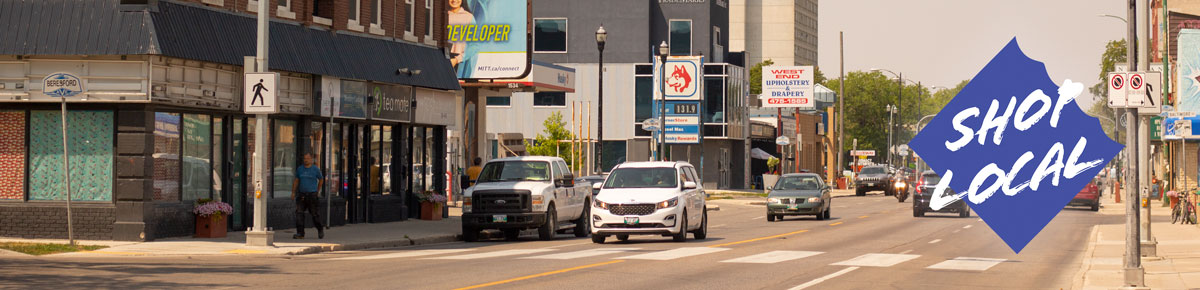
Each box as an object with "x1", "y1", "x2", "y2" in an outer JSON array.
[
  {"x1": 867, "y1": 183, "x2": 874, "y2": 186},
  {"x1": 789, "y1": 205, "x2": 800, "y2": 210},
  {"x1": 624, "y1": 217, "x2": 639, "y2": 225},
  {"x1": 492, "y1": 215, "x2": 507, "y2": 223}
]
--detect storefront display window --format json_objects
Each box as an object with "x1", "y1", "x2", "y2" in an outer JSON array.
[
  {"x1": 213, "y1": 117, "x2": 223, "y2": 202},
  {"x1": 153, "y1": 112, "x2": 182, "y2": 201},
  {"x1": 413, "y1": 127, "x2": 426, "y2": 193},
  {"x1": 274, "y1": 120, "x2": 297, "y2": 199},
  {"x1": 182, "y1": 114, "x2": 212, "y2": 202},
  {"x1": 0, "y1": 111, "x2": 26, "y2": 200},
  {"x1": 381, "y1": 126, "x2": 393, "y2": 195},
  {"x1": 30, "y1": 110, "x2": 114, "y2": 201},
  {"x1": 331, "y1": 123, "x2": 343, "y2": 197},
  {"x1": 425, "y1": 127, "x2": 435, "y2": 194},
  {"x1": 370, "y1": 125, "x2": 383, "y2": 195}
]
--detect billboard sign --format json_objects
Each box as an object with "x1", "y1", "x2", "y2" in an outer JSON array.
[
  {"x1": 448, "y1": 0, "x2": 529, "y2": 79},
  {"x1": 760, "y1": 66, "x2": 815, "y2": 108}
]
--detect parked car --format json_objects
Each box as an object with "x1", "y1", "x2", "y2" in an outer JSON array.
[
  {"x1": 912, "y1": 170, "x2": 971, "y2": 218},
  {"x1": 580, "y1": 174, "x2": 608, "y2": 196},
  {"x1": 765, "y1": 173, "x2": 832, "y2": 221},
  {"x1": 461, "y1": 156, "x2": 592, "y2": 242},
  {"x1": 855, "y1": 165, "x2": 891, "y2": 196},
  {"x1": 590, "y1": 161, "x2": 707, "y2": 243},
  {"x1": 1067, "y1": 178, "x2": 1102, "y2": 211}
]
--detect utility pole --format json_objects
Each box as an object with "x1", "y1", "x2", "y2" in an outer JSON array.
[
  {"x1": 837, "y1": 32, "x2": 846, "y2": 183},
  {"x1": 1137, "y1": 0, "x2": 1157, "y2": 258},
  {"x1": 245, "y1": 0, "x2": 274, "y2": 247},
  {"x1": 887, "y1": 104, "x2": 894, "y2": 169},
  {"x1": 1122, "y1": 0, "x2": 1144, "y2": 287}
]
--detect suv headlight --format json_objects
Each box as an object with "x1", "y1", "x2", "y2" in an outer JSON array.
[
  {"x1": 532, "y1": 194, "x2": 544, "y2": 205},
  {"x1": 807, "y1": 197, "x2": 821, "y2": 203},
  {"x1": 656, "y1": 197, "x2": 679, "y2": 209},
  {"x1": 593, "y1": 199, "x2": 609, "y2": 210},
  {"x1": 767, "y1": 198, "x2": 781, "y2": 204}
]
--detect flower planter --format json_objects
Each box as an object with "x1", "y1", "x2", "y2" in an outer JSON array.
[
  {"x1": 194, "y1": 215, "x2": 227, "y2": 238},
  {"x1": 420, "y1": 202, "x2": 443, "y2": 221}
]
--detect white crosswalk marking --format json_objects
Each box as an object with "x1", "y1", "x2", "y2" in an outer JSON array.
[
  {"x1": 926, "y1": 257, "x2": 1007, "y2": 271},
  {"x1": 616, "y1": 247, "x2": 730, "y2": 260},
  {"x1": 720, "y1": 250, "x2": 823, "y2": 264},
  {"x1": 328, "y1": 249, "x2": 475, "y2": 261},
  {"x1": 831, "y1": 253, "x2": 920, "y2": 267},
  {"x1": 424, "y1": 249, "x2": 555, "y2": 260},
  {"x1": 522, "y1": 248, "x2": 639, "y2": 260}
]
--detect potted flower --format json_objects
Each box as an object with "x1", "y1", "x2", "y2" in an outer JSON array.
[
  {"x1": 193, "y1": 199, "x2": 233, "y2": 238},
  {"x1": 418, "y1": 191, "x2": 448, "y2": 221},
  {"x1": 763, "y1": 157, "x2": 781, "y2": 193}
]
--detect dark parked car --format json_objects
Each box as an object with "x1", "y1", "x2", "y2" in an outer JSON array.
[
  {"x1": 580, "y1": 174, "x2": 608, "y2": 196},
  {"x1": 855, "y1": 165, "x2": 891, "y2": 196},
  {"x1": 766, "y1": 173, "x2": 832, "y2": 221},
  {"x1": 1067, "y1": 178, "x2": 1101, "y2": 211},
  {"x1": 912, "y1": 171, "x2": 971, "y2": 218}
]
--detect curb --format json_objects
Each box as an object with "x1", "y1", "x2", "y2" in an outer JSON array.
[
  {"x1": 1069, "y1": 225, "x2": 1100, "y2": 290},
  {"x1": 706, "y1": 204, "x2": 720, "y2": 211},
  {"x1": 287, "y1": 234, "x2": 462, "y2": 255}
]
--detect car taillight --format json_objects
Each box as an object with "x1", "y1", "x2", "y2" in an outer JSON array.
[{"x1": 916, "y1": 177, "x2": 924, "y2": 188}]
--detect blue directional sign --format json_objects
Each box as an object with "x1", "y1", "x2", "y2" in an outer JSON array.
[{"x1": 653, "y1": 100, "x2": 701, "y2": 144}]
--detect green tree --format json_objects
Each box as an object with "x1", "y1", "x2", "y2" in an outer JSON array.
[
  {"x1": 525, "y1": 112, "x2": 577, "y2": 168},
  {"x1": 1085, "y1": 39, "x2": 1126, "y2": 143},
  {"x1": 819, "y1": 71, "x2": 962, "y2": 159}
]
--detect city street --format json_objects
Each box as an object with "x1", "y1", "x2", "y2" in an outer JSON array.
[{"x1": 0, "y1": 193, "x2": 1118, "y2": 290}]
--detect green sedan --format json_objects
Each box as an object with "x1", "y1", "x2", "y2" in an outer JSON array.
[{"x1": 766, "y1": 173, "x2": 832, "y2": 221}]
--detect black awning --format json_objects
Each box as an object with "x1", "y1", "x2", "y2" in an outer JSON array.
[
  {"x1": 0, "y1": 0, "x2": 156, "y2": 55},
  {"x1": 0, "y1": 0, "x2": 460, "y2": 91}
]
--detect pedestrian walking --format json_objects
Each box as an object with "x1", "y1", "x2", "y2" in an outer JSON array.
[{"x1": 293, "y1": 153, "x2": 325, "y2": 239}]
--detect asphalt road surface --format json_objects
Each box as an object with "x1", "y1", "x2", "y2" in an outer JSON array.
[{"x1": 0, "y1": 193, "x2": 1120, "y2": 289}]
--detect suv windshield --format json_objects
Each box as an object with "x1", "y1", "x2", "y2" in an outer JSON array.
[
  {"x1": 476, "y1": 161, "x2": 551, "y2": 183},
  {"x1": 604, "y1": 167, "x2": 679, "y2": 189},
  {"x1": 860, "y1": 167, "x2": 886, "y2": 175},
  {"x1": 773, "y1": 176, "x2": 822, "y2": 190}
]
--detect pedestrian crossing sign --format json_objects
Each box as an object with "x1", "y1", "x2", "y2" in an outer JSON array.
[{"x1": 244, "y1": 72, "x2": 278, "y2": 114}]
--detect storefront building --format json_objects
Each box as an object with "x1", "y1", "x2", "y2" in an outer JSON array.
[{"x1": 0, "y1": 0, "x2": 459, "y2": 241}]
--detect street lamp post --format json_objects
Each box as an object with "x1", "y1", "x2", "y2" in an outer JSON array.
[
  {"x1": 658, "y1": 41, "x2": 669, "y2": 161},
  {"x1": 596, "y1": 26, "x2": 607, "y2": 174},
  {"x1": 886, "y1": 104, "x2": 895, "y2": 168},
  {"x1": 872, "y1": 68, "x2": 904, "y2": 167}
]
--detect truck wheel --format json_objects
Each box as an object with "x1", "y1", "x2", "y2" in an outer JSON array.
[
  {"x1": 617, "y1": 234, "x2": 629, "y2": 241},
  {"x1": 539, "y1": 206, "x2": 557, "y2": 241},
  {"x1": 504, "y1": 229, "x2": 521, "y2": 241},
  {"x1": 823, "y1": 207, "x2": 831, "y2": 220},
  {"x1": 462, "y1": 226, "x2": 479, "y2": 242},
  {"x1": 673, "y1": 211, "x2": 688, "y2": 242},
  {"x1": 591, "y1": 234, "x2": 606, "y2": 244},
  {"x1": 692, "y1": 210, "x2": 708, "y2": 239},
  {"x1": 1091, "y1": 202, "x2": 1099, "y2": 211},
  {"x1": 574, "y1": 201, "x2": 590, "y2": 237},
  {"x1": 766, "y1": 214, "x2": 775, "y2": 222}
]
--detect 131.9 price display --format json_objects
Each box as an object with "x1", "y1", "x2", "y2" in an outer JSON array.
[{"x1": 673, "y1": 103, "x2": 698, "y2": 115}]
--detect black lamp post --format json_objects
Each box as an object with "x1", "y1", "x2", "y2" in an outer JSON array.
[
  {"x1": 596, "y1": 26, "x2": 606, "y2": 174},
  {"x1": 658, "y1": 41, "x2": 669, "y2": 161}
]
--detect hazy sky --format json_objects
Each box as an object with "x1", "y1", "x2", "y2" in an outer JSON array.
[{"x1": 818, "y1": 0, "x2": 1130, "y2": 108}]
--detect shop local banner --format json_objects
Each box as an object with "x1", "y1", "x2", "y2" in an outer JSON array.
[
  {"x1": 448, "y1": 0, "x2": 529, "y2": 79},
  {"x1": 908, "y1": 39, "x2": 1122, "y2": 253}
]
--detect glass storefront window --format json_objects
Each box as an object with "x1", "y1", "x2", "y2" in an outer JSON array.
[
  {"x1": 369, "y1": 125, "x2": 382, "y2": 195},
  {"x1": 382, "y1": 126, "x2": 393, "y2": 195},
  {"x1": 413, "y1": 127, "x2": 425, "y2": 193},
  {"x1": 153, "y1": 113, "x2": 182, "y2": 201},
  {"x1": 213, "y1": 117, "x2": 223, "y2": 202},
  {"x1": 332, "y1": 123, "x2": 343, "y2": 197},
  {"x1": 273, "y1": 120, "x2": 296, "y2": 199},
  {"x1": 182, "y1": 114, "x2": 212, "y2": 202},
  {"x1": 425, "y1": 127, "x2": 435, "y2": 194},
  {"x1": 705, "y1": 77, "x2": 725, "y2": 123},
  {"x1": 0, "y1": 111, "x2": 26, "y2": 200}
]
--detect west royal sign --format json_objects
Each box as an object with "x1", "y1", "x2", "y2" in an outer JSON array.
[
  {"x1": 908, "y1": 39, "x2": 1122, "y2": 253},
  {"x1": 760, "y1": 66, "x2": 815, "y2": 109}
]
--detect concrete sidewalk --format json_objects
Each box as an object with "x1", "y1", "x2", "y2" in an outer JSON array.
[
  {"x1": 1073, "y1": 191, "x2": 1200, "y2": 289},
  {"x1": 3, "y1": 211, "x2": 465, "y2": 257}
]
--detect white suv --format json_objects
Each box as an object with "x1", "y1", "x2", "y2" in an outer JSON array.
[{"x1": 590, "y1": 161, "x2": 708, "y2": 243}]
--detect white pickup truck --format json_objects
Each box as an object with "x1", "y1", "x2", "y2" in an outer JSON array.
[{"x1": 461, "y1": 156, "x2": 592, "y2": 242}]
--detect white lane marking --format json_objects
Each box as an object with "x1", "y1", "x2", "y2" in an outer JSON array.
[
  {"x1": 898, "y1": 250, "x2": 914, "y2": 254},
  {"x1": 831, "y1": 253, "x2": 920, "y2": 267},
  {"x1": 953, "y1": 229, "x2": 961, "y2": 233},
  {"x1": 788, "y1": 267, "x2": 860, "y2": 290},
  {"x1": 522, "y1": 248, "x2": 639, "y2": 260},
  {"x1": 928, "y1": 239, "x2": 942, "y2": 244},
  {"x1": 926, "y1": 257, "x2": 1007, "y2": 271},
  {"x1": 712, "y1": 224, "x2": 727, "y2": 228},
  {"x1": 963, "y1": 225, "x2": 973, "y2": 229},
  {"x1": 720, "y1": 250, "x2": 824, "y2": 264},
  {"x1": 328, "y1": 249, "x2": 474, "y2": 260},
  {"x1": 753, "y1": 216, "x2": 766, "y2": 220},
  {"x1": 546, "y1": 242, "x2": 593, "y2": 249},
  {"x1": 616, "y1": 247, "x2": 730, "y2": 261},
  {"x1": 425, "y1": 249, "x2": 554, "y2": 260}
]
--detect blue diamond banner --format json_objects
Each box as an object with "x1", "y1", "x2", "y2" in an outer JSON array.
[{"x1": 908, "y1": 38, "x2": 1123, "y2": 253}]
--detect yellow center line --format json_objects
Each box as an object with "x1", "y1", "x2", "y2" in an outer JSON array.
[
  {"x1": 829, "y1": 222, "x2": 844, "y2": 226},
  {"x1": 453, "y1": 260, "x2": 625, "y2": 290},
  {"x1": 858, "y1": 215, "x2": 869, "y2": 219},
  {"x1": 707, "y1": 230, "x2": 809, "y2": 248}
]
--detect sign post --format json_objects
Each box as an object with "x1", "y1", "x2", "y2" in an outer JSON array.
[
  {"x1": 43, "y1": 72, "x2": 83, "y2": 246},
  {"x1": 245, "y1": 0, "x2": 275, "y2": 247}
]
